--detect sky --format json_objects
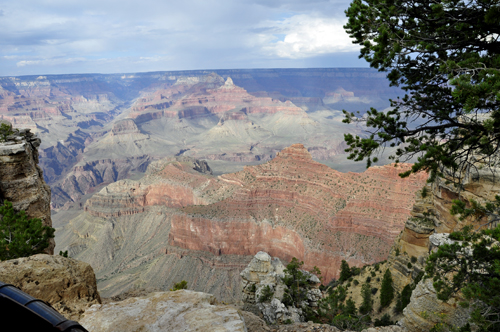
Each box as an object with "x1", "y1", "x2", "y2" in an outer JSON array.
[{"x1": 0, "y1": 0, "x2": 368, "y2": 76}]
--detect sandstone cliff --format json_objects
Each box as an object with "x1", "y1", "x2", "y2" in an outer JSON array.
[
  {"x1": 0, "y1": 123, "x2": 54, "y2": 254},
  {"x1": 56, "y1": 144, "x2": 426, "y2": 302}
]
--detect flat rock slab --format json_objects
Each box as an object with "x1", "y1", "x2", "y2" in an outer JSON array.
[{"x1": 80, "y1": 290, "x2": 246, "y2": 332}]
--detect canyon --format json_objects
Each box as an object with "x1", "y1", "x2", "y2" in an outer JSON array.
[
  {"x1": 1, "y1": 69, "x2": 402, "y2": 211},
  {"x1": 56, "y1": 144, "x2": 426, "y2": 301}
]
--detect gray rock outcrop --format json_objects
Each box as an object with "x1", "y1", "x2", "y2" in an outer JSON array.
[
  {"x1": 399, "y1": 279, "x2": 471, "y2": 332},
  {"x1": 80, "y1": 290, "x2": 246, "y2": 332},
  {"x1": 241, "y1": 251, "x2": 322, "y2": 325}
]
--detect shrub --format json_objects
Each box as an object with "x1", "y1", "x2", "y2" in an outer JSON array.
[
  {"x1": 371, "y1": 271, "x2": 376, "y2": 277},
  {"x1": 0, "y1": 123, "x2": 15, "y2": 142},
  {"x1": 0, "y1": 201, "x2": 55, "y2": 261},
  {"x1": 259, "y1": 285, "x2": 274, "y2": 303},
  {"x1": 366, "y1": 277, "x2": 371, "y2": 283},
  {"x1": 374, "y1": 314, "x2": 394, "y2": 327},
  {"x1": 353, "y1": 279, "x2": 359, "y2": 286},
  {"x1": 170, "y1": 280, "x2": 188, "y2": 291},
  {"x1": 411, "y1": 256, "x2": 417, "y2": 264},
  {"x1": 371, "y1": 287, "x2": 378, "y2": 295},
  {"x1": 59, "y1": 250, "x2": 68, "y2": 257},
  {"x1": 282, "y1": 257, "x2": 309, "y2": 306},
  {"x1": 407, "y1": 262, "x2": 413, "y2": 269}
]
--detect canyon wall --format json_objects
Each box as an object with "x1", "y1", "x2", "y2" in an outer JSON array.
[
  {"x1": 56, "y1": 144, "x2": 426, "y2": 301},
  {"x1": 0, "y1": 123, "x2": 54, "y2": 254}
]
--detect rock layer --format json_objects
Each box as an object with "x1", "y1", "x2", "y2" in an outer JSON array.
[
  {"x1": 171, "y1": 144, "x2": 427, "y2": 282},
  {"x1": 0, "y1": 126, "x2": 54, "y2": 253},
  {"x1": 57, "y1": 144, "x2": 426, "y2": 301}
]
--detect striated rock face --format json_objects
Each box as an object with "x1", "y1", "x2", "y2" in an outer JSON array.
[
  {"x1": 0, "y1": 254, "x2": 101, "y2": 320},
  {"x1": 57, "y1": 144, "x2": 426, "y2": 302},
  {"x1": 0, "y1": 125, "x2": 54, "y2": 253},
  {"x1": 399, "y1": 279, "x2": 470, "y2": 331},
  {"x1": 129, "y1": 74, "x2": 306, "y2": 122},
  {"x1": 80, "y1": 290, "x2": 246, "y2": 332},
  {"x1": 171, "y1": 144, "x2": 427, "y2": 282}
]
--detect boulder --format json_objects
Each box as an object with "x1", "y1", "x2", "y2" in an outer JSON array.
[
  {"x1": 0, "y1": 254, "x2": 101, "y2": 320},
  {"x1": 80, "y1": 290, "x2": 246, "y2": 332}
]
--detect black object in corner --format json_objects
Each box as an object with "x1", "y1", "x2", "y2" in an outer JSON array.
[{"x1": 0, "y1": 281, "x2": 88, "y2": 332}]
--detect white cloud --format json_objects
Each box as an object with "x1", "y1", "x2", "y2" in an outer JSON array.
[{"x1": 260, "y1": 15, "x2": 359, "y2": 59}]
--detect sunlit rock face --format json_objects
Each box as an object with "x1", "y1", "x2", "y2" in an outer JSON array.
[
  {"x1": 170, "y1": 144, "x2": 427, "y2": 283},
  {"x1": 57, "y1": 144, "x2": 426, "y2": 301}
]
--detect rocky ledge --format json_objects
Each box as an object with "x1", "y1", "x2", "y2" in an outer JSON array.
[{"x1": 0, "y1": 121, "x2": 54, "y2": 253}]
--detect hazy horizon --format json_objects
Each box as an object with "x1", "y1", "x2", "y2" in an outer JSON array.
[{"x1": 0, "y1": 0, "x2": 366, "y2": 76}]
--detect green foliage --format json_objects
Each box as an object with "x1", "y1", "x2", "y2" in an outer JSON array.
[
  {"x1": 170, "y1": 280, "x2": 187, "y2": 291},
  {"x1": 343, "y1": 0, "x2": 500, "y2": 183},
  {"x1": 426, "y1": 222, "x2": 500, "y2": 331},
  {"x1": 411, "y1": 256, "x2": 417, "y2": 264},
  {"x1": 380, "y1": 269, "x2": 394, "y2": 308},
  {"x1": 407, "y1": 262, "x2": 413, "y2": 269},
  {"x1": 311, "y1": 265, "x2": 323, "y2": 282},
  {"x1": 339, "y1": 259, "x2": 351, "y2": 282},
  {"x1": 371, "y1": 271, "x2": 376, "y2": 277},
  {"x1": 0, "y1": 123, "x2": 15, "y2": 142},
  {"x1": 0, "y1": 201, "x2": 55, "y2": 261},
  {"x1": 374, "y1": 314, "x2": 394, "y2": 327},
  {"x1": 350, "y1": 266, "x2": 361, "y2": 276},
  {"x1": 353, "y1": 279, "x2": 359, "y2": 286},
  {"x1": 282, "y1": 257, "x2": 309, "y2": 307},
  {"x1": 359, "y1": 283, "x2": 372, "y2": 315},
  {"x1": 259, "y1": 285, "x2": 274, "y2": 303},
  {"x1": 59, "y1": 250, "x2": 68, "y2": 258}
]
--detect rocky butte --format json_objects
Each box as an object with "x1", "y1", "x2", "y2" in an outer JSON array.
[{"x1": 56, "y1": 143, "x2": 427, "y2": 301}]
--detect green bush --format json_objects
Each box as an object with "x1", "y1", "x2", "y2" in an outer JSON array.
[
  {"x1": 170, "y1": 280, "x2": 187, "y2": 291},
  {"x1": 407, "y1": 262, "x2": 412, "y2": 269},
  {"x1": 353, "y1": 279, "x2": 359, "y2": 286},
  {"x1": 374, "y1": 314, "x2": 394, "y2": 327},
  {"x1": 282, "y1": 257, "x2": 309, "y2": 306},
  {"x1": 0, "y1": 123, "x2": 15, "y2": 142},
  {"x1": 259, "y1": 285, "x2": 274, "y2": 303},
  {"x1": 0, "y1": 201, "x2": 55, "y2": 261},
  {"x1": 59, "y1": 250, "x2": 68, "y2": 258},
  {"x1": 411, "y1": 256, "x2": 417, "y2": 264}
]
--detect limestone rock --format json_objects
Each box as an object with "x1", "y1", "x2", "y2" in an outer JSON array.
[
  {"x1": 399, "y1": 279, "x2": 470, "y2": 331},
  {"x1": 240, "y1": 310, "x2": 270, "y2": 332},
  {"x1": 0, "y1": 254, "x2": 101, "y2": 320},
  {"x1": 80, "y1": 290, "x2": 246, "y2": 332},
  {"x1": 0, "y1": 127, "x2": 53, "y2": 254}
]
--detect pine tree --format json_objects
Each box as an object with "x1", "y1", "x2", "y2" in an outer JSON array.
[
  {"x1": 0, "y1": 201, "x2": 55, "y2": 261},
  {"x1": 359, "y1": 283, "x2": 372, "y2": 314},
  {"x1": 339, "y1": 259, "x2": 351, "y2": 282},
  {"x1": 380, "y1": 269, "x2": 394, "y2": 308}
]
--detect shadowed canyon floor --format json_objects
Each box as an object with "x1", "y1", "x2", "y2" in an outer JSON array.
[{"x1": 56, "y1": 144, "x2": 427, "y2": 301}]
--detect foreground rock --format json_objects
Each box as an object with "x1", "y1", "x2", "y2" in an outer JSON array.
[
  {"x1": 80, "y1": 290, "x2": 246, "y2": 332},
  {"x1": 0, "y1": 125, "x2": 54, "y2": 253},
  {"x1": 241, "y1": 251, "x2": 321, "y2": 325},
  {"x1": 399, "y1": 279, "x2": 470, "y2": 332},
  {"x1": 0, "y1": 254, "x2": 101, "y2": 320}
]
